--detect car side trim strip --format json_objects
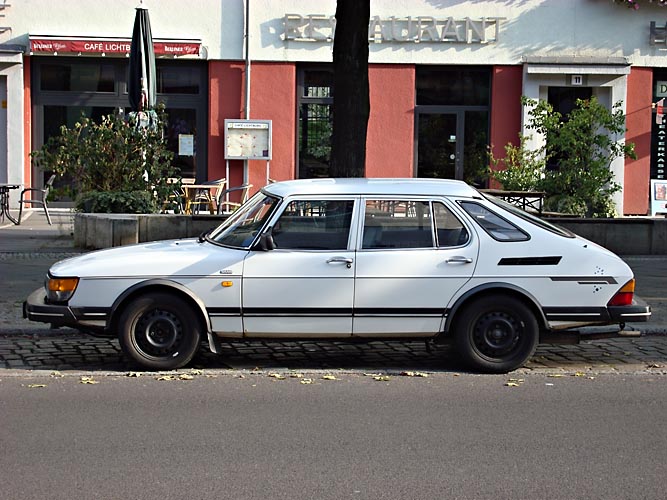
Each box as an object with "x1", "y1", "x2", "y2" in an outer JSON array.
[
  {"x1": 498, "y1": 256, "x2": 562, "y2": 266},
  {"x1": 550, "y1": 277, "x2": 618, "y2": 285}
]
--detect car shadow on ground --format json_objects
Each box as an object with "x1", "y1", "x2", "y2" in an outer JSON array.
[{"x1": 2, "y1": 332, "x2": 667, "y2": 374}]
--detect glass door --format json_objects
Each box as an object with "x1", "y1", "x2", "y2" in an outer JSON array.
[{"x1": 416, "y1": 112, "x2": 462, "y2": 179}]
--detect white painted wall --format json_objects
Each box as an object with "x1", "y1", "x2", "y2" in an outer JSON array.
[
  {"x1": 3, "y1": 0, "x2": 667, "y2": 66},
  {"x1": 0, "y1": 54, "x2": 24, "y2": 208}
]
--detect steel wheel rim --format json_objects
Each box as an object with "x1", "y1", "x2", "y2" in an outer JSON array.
[
  {"x1": 472, "y1": 311, "x2": 523, "y2": 360},
  {"x1": 134, "y1": 308, "x2": 183, "y2": 359}
]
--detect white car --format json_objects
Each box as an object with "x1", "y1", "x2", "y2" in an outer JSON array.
[{"x1": 24, "y1": 178, "x2": 650, "y2": 373}]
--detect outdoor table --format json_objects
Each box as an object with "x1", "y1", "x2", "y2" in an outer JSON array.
[
  {"x1": 182, "y1": 183, "x2": 224, "y2": 215},
  {"x1": 0, "y1": 183, "x2": 20, "y2": 224}
]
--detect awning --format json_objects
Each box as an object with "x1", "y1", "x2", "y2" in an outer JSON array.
[
  {"x1": 28, "y1": 35, "x2": 202, "y2": 58},
  {"x1": 522, "y1": 55, "x2": 631, "y2": 75}
]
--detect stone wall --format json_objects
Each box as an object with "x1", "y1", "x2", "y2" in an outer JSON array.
[
  {"x1": 74, "y1": 213, "x2": 226, "y2": 249},
  {"x1": 74, "y1": 213, "x2": 667, "y2": 255}
]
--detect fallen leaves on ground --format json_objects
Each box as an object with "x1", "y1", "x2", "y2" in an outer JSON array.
[
  {"x1": 300, "y1": 378, "x2": 313, "y2": 385},
  {"x1": 50, "y1": 371, "x2": 64, "y2": 378},
  {"x1": 321, "y1": 375, "x2": 337, "y2": 381},
  {"x1": 268, "y1": 373, "x2": 286, "y2": 380},
  {"x1": 505, "y1": 378, "x2": 524, "y2": 387},
  {"x1": 126, "y1": 372, "x2": 142, "y2": 378},
  {"x1": 80, "y1": 376, "x2": 99, "y2": 385},
  {"x1": 400, "y1": 371, "x2": 428, "y2": 378},
  {"x1": 373, "y1": 375, "x2": 391, "y2": 382},
  {"x1": 27, "y1": 384, "x2": 47, "y2": 389}
]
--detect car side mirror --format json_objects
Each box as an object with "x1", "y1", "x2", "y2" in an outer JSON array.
[{"x1": 256, "y1": 227, "x2": 276, "y2": 251}]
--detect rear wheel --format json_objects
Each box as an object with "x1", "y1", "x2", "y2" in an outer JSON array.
[
  {"x1": 454, "y1": 295, "x2": 539, "y2": 373},
  {"x1": 118, "y1": 292, "x2": 202, "y2": 370}
]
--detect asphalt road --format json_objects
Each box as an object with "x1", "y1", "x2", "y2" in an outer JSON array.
[{"x1": 2, "y1": 372, "x2": 666, "y2": 500}]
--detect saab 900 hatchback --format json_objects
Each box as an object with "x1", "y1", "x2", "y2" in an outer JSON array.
[{"x1": 24, "y1": 178, "x2": 650, "y2": 373}]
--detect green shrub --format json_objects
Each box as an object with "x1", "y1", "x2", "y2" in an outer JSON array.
[
  {"x1": 76, "y1": 190, "x2": 156, "y2": 214},
  {"x1": 489, "y1": 135, "x2": 545, "y2": 191},
  {"x1": 31, "y1": 106, "x2": 177, "y2": 213},
  {"x1": 490, "y1": 96, "x2": 635, "y2": 217}
]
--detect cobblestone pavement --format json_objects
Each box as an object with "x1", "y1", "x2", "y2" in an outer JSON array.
[{"x1": 2, "y1": 330, "x2": 667, "y2": 376}]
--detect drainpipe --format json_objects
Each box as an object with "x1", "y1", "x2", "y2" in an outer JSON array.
[{"x1": 243, "y1": 0, "x2": 251, "y2": 184}]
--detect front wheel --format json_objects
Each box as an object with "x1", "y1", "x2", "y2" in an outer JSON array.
[
  {"x1": 454, "y1": 295, "x2": 539, "y2": 373},
  {"x1": 118, "y1": 292, "x2": 203, "y2": 370}
]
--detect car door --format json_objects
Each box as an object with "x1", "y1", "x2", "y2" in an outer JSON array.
[
  {"x1": 242, "y1": 197, "x2": 358, "y2": 337},
  {"x1": 353, "y1": 198, "x2": 478, "y2": 337}
]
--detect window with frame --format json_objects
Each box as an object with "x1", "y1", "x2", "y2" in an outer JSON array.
[
  {"x1": 433, "y1": 202, "x2": 469, "y2": 247},
  {"x1": 459, "y1": 201, "x2": 529, "y2": 241},
  {"x1": 362, "y1": 200, "x2": 434, "y2": 249},
  {"x1": 272, "y1": 199, "x2": 354, "y2": 250},
  {"x1": 298, "y1": 67, "x2": 333, "y2": 179},
  {"x1": 32, "y1": 57, "x2": 208, "y2": 191}
]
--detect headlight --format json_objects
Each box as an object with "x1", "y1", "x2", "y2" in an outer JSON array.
[{"x1": 46, "y1": 277, "x2": 79, "y2": 303}]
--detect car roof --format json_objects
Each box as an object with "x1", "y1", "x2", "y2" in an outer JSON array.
[{"x1": 262, "y1": 178, "x2": 482, "y2": 198}]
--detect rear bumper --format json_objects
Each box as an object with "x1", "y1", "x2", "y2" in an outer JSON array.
[
  {"x1": 544, "y1": 296, "x2": 651, "y2": 325},
  {"x1": 607, "y1": 295, "x2": 651, "y2": 323}
]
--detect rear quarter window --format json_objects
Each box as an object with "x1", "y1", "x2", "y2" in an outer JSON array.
[{"x1": 459, "y1": 201, "x2": 529, "y2": 242}]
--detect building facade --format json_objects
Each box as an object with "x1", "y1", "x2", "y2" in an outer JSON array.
[{"x1": 1, "y1": 0, "x2": 666, "y2": 215}]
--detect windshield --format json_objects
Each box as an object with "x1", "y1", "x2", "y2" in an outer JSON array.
[
  {"x1": 483, "y1": 194, "x2": 575, "y2": 238},
  {"x1": 208, "y1": 192, "x2": 279, "y2": 248}
]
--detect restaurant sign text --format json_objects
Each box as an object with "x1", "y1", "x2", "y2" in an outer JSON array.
[{"x1": 284, "y1": 14, "x2": 504, "y2": 44}]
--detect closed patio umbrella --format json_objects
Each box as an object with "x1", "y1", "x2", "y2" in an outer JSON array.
[{"x1": 128, "y1": 3, "x2": 157, "y2": 128}]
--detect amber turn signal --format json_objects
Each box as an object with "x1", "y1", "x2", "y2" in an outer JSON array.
[{"x1": 46, "y1": 277, "x2": 79, "y2": 302}]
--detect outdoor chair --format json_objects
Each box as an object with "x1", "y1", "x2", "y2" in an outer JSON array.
[
  {"x1": 190, "y1": 178, "x2": 227, "y2": 214},
  {"x1": 216, "y1": 183, "x2": 253, "y2": 214},
  {"x1": 18, "y1": 174, "x2": 55, "y2": 225},
  {"x1": 162, "y1": 177, "x2": 195, "y2": 213}
]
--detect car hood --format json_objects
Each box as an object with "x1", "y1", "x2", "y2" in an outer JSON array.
[{"x1": 50, "y1": 238, "x2": 246, "y2": 278}]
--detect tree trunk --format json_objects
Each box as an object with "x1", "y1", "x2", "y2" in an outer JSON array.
[{"x1": 329, "y1": 0, "x2": 370, "y2": 178}]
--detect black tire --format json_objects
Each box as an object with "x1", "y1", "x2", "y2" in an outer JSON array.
[
  {"x1": 454, "y1": 295, "x2": 539, "y2": 373},
  {"x1": 118, "y1": 292, "x2": 203, "y2": 370}
]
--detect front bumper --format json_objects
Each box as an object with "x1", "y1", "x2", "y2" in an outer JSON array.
[{"x1": 23, "y1": 288, "x2": 109, "y2": 333}]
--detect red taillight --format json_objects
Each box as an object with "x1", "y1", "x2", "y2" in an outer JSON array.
[{"x1": 608, "y1": 279, "x2": 635, "y2": 307}]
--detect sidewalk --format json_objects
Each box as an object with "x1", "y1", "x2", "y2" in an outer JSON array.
[{"x1": 1, "y1": 208, "x2": 666, "y2": 374}]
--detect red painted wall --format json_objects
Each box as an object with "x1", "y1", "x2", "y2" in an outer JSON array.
[
  {"x1": 248, "y1": 62, "x2": 296, "y2": 187},
  {"x1": 624, "y1": 67, "x2": 652, "y2": 215},
  {"x1": 366, "y1": 64, "x2": 415, "y2": 177},
  {"x1": 208, "y1": 60, "x2": 244, "y2": 190},
  {"x1": 208, "y1": 61, "x2": 296, "y2": 198},
  {"x1": 489, "y1": 65, "x2": 523, "y2": 187}
]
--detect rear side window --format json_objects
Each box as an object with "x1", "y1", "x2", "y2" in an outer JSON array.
[
  {"x1": 362, "y1": 200, "x2": 433, "y2": 249},
  {"x1": 433, "y1": 202, "x2": 469, "y2": 247},
  {"x1": 459, "y1": 201, "x2": 529, "y2": 242}
]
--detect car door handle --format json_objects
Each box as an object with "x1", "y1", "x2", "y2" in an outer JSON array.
[
  {"x1": 446, "y1": 256, "x2": 473, "y2": 264},
  {"x1": 327, "y1": 257, "x2": 354, "y2": 268}
]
